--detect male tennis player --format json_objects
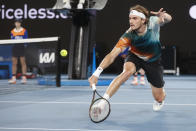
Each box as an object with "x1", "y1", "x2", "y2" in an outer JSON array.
[
  {"x1": 8, "y1": 19, "x2": 28, "y2": 84},
  {"x1": 89, "y1": 5, "x2": 172, "y2": 111}
]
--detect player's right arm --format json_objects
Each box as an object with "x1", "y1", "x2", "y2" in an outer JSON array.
[
  {"x1": 150, "y1": 8, "x2": 172, "y2": 26},
  {"x1": 88, "y1": 37, "x2": 131, "y2": 86}
]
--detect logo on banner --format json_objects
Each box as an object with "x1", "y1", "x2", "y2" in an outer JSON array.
[
  {"x1": 39, "y1": 52, "x2": 55, "y2": 64},
  {"x1": 0, "y1": 4, "x2": 67, "y2": 20},
  {"x1": 38, "y1": 49, "x2": 56, "y2": 67}
]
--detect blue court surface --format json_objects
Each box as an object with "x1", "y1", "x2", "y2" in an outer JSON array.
[{"x1": 0, "y1": 75, "x2": 196, "y2": 131}]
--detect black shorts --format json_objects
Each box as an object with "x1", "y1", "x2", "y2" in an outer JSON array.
[
  {"x1": 125, "y1": 52, "x2": 165, "y2": 88},
  {"x1": 12, "y1": 44, "x2": 25, "y2": 57}
]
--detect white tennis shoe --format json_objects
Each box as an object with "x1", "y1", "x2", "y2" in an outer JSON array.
[
  {"x1": 21, "y1": 76, "x2": 27, "y2": 84},
  {"x1": 153, "y1": 100, "x2": 165, "y2": 111},
  {"x1": 8, "y1": 77, "x2": 16, "y2": 84}
]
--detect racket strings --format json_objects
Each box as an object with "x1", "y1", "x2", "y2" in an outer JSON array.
[{"x1": 90, "y1": 98, "x2": 110, "y2": 122}]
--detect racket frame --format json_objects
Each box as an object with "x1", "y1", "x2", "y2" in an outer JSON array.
[{"x1": 89, "y1": 84, "x2": 111, "y2": 123}]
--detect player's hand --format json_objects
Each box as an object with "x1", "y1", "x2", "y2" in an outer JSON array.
[
  {"x1": 150, "y1": 8, "x2": 166, "y2": 16},
  {"x1": 150, "y1": 8, "x2": 166, "y2": 22},
  {"x1": 88, "y1": 75, "x2": 98, "y2": 87}
]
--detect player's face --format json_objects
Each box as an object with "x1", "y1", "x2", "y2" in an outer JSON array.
[
  {"x1": 15, "y1": 22, "x2": 21, "y2": 28},
  {"x1": 129, "y1": 15, "x2": 144, "y2": 30}
]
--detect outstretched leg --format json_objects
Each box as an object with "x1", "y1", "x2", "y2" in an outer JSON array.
[
  {"x1": 104, "y1": 62, "x2": 136, "y2": 99},
  {"x1": 93, "y1": 62, "x2": 136, "y2": 111}
]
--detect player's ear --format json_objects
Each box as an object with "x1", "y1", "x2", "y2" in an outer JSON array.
[{"x1": 141, "y1": 18, "x2": 145, "y2": 24}]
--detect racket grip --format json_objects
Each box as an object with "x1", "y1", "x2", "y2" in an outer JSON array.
[{"x1": 92, "y1": 84, "x2": 96, "y2": 91}]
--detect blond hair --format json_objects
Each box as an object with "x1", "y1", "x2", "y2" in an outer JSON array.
[{"x1": 130, "y1": 5, "x2": 150, "y2": 24}]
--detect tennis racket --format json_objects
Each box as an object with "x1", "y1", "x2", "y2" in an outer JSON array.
[{"x1": 89, "y1": 84, "x2": 111, "y2": 123}]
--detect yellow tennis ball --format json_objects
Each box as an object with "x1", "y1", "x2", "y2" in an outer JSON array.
[{"x1": 60, "y1": 49, "x2": 68, "y2": 57}]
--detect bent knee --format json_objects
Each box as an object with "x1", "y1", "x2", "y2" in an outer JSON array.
[
  {"x1": 122, "y1": 62, "x2": 136, "y2": 76},
  {"x1": 121, "y1": 70, "x2": 134, "y2": 79}
]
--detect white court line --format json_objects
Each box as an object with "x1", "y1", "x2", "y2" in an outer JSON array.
[
  {"x1": 38, "y1": 88, "x2": 196, "y2": 91},
  {"x1": 0, "y1": 101, "x2": 196, "y2": 106},
  {"x1": 0, "y1": 127, "x2": 125, "y2": 131},
  {"x1": 0, "y1": 101, "x2": 89, "y2": 104},
  {"x1": 16, "y1": 88, "x2": 195, "y2": 93}
]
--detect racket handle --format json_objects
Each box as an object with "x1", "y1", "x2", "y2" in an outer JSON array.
[{"x1": 92, "y1": 84, "x2": 96, "y2": 91}]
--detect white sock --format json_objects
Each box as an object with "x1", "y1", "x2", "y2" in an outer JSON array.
[
  {"x1": 103, "y1": 93, "x2": 110, "y2": 100},
  {"x1": 95, "y1": 94, "x2": 109, "y2": 109}
]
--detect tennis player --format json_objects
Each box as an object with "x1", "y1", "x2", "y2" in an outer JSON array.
[
  {"x1": 8, "y1": 19, "x2": 28, "y2": 84},
  {"x1": 89, "y1": 5, "x2": 172, "y2": 111}
]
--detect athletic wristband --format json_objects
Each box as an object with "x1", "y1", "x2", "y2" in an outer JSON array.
[{"x1": 93, "y1": 67, "x2": 103, "y2": 78}]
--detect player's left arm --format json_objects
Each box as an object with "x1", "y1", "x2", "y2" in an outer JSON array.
[{"x1": 151, "y1": 8, "x2": 172, "y2": 25}]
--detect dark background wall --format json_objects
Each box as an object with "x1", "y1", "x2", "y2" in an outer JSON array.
[{"x1": 0, "y1": 0, "x2": 196, "y2": 74}]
